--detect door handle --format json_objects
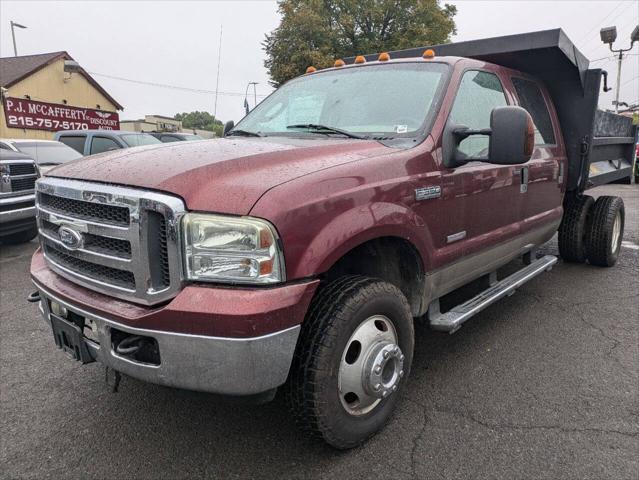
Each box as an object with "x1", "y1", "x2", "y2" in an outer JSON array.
[{"x1": 520, "y1": 166, "x2": 529, "y2": 193}]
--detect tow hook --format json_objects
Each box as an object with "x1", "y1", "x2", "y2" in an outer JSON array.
[
  {"x1": 27, "y1": 291, "x2": 41, "y2": 303},
  {"x1": 114, "y1": 335, "x2": 145, "y2": 356}
]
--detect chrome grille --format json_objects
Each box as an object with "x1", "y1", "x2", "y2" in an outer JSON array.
[
  {"x1": 43, "y1": 240, "x2": 136, "y2": 290},
  {"x1": 11, "y1": 177, "x2": 36, "y2": 191},
  {"x1": 36, "y1": 178, "x2": 185, "y2": 305},
  {"x1": 9, "y1": 163, "x2": 37, "y2": 176},
  {"x1": 38, "y1": 192, "x2": 130, "y2": 226},
  {"x1": 0, "y1": 160, "x2": 38, "y2": 195}
]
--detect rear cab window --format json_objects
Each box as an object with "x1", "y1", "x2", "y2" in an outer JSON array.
[
  {"x1": 58, "y1": 136, "x2": 86, "y2": 154},
  {"x1": 511, "y1": 77, "x2": 556, "y2": 145},
  {"x1": 90, "y1": 136, "x2": 121, "y2": 155}
]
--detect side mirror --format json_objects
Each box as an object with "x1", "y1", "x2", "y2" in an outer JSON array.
[
  {"x1": 223, "y1": 120, "x2": 234, "y2": 137},
  {"x1": 488, "y1": 106, "x2": 534, "y2": 165},
  {"x1": 444, "y1": 106, "x2": 534, "y2": 168}
]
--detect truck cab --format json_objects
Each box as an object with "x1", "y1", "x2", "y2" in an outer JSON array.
[{"x1": 30, "y1": 29, "x2": 635, "y2": 449}]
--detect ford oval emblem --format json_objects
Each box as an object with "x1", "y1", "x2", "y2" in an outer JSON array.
[{"x1": 58, "y1": 226, "x2": 83, "y2": 250}]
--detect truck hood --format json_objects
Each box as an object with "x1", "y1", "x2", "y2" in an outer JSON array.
[{"x1": 47, "y1": 137, "x2": 389, "y2": 214}]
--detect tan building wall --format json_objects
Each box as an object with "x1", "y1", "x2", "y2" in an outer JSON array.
[
  {"x1": 0, "y1": 57, "x2": 119, "y2": 140},
  {"x1": 120, "y1": 120, "x2": 157, "y2": 133}
]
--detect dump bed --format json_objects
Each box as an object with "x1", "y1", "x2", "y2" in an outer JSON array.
[{"x1": 346, "y1": 29, "x2": 637, "y2": 192}]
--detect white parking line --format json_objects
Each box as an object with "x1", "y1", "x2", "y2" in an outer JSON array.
[{"x1": 621, "y1": 241, "x2": 639, "y2": 251}]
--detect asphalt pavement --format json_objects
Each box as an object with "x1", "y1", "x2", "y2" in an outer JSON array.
[{"x1": 1, "y1": 184, "x2": 637, "y2": 479}]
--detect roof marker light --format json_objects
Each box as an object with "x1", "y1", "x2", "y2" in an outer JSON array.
[
  {"x1": 305, "y1": 66, "x2": 317, "y2": 74},
  {"x1": 354, "y1": 55, "x2": 366, "y2": 64},
  {"x1": 334, "y1": 59, "x2": 345, "y2": 67},
  {"x1": 422, "y1": 49, "x2": 435, "y2": 59},
  {"x1": 378, "y1": 52, "x2": 390, "y2": 62}
]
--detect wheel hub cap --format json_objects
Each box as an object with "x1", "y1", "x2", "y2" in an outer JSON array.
[
  {"x1": 362, "y1": 343, "x2": 404, "y2": 399},
  {"x1": 338, "y1": 315, "x2": 403, "y2": 416}
]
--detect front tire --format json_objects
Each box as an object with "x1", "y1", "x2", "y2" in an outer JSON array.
[
  {"x1": 285, "y1": 276, "x2": 414, "y2": 449},
  {"x1": 586, "y1": 196, "x2": 625, "y2": 267}
]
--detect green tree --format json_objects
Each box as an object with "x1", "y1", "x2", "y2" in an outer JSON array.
[
  {"x1": 174, "y1": 111, "x2": 224, "y2": 136},
  {"x1": 263, "y1": 0, "x2": 457, "y2": 86}
]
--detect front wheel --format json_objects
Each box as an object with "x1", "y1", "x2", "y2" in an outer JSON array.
[{"x1": 285, "y1": 276, "x2": 414, "y2": 449}]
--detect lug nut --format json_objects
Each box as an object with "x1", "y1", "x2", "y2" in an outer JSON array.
[
  {"x1": 383, "y1": 351, "x2": 389, "y2": 359},
  {"x1": 374, "y1": 365, "x2": 382, "y2": 375},
  {"x1": 374, "y1": 383, "x2": 381, "y2": 391},
  {"x1": 382, "y1": 391, "x2": 389, "y2": 398},
  {"x1": 392, "y1": 385, "x2": 397, "y2": 392},
  {"x1": 399, "y1": 370, "x2": 404, "y2": 377},
  {"x1": 399, "y1": 354, "x2": 404, "y2": 361}
]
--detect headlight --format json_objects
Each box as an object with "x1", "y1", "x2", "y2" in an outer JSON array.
[{"x1": 182, "y1": 213, "x2": 285, "y2": 284}]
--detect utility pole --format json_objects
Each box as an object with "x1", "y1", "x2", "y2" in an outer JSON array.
[
  {"x1": 10, "y1": 21, "x2": 27, "y2": 57},
  {"x1": 213, "y1": 24, "x2": 223, "y2": 119},
  {"x1": 600, "y1": 25, "x2": 639, "y2": 113}
]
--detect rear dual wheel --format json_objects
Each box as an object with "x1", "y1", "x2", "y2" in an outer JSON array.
[
  {"x1": 559, "y1": 194, "x2": 625, "y2": 267},
  {"x1": 585, "y1": 196, "x2": 624, "y2": 267},
  {"x1": 285, "y1": 276, "x2": 414, "y2": 450}
]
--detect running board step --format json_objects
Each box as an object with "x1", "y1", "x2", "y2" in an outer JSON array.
[{"x1": 428, "y1": 255, "x2": 558, "y2": 333}]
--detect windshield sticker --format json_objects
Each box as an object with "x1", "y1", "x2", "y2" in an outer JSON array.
[{"x1": 395, "y1": 125, "x2": 408, "y2": 134}]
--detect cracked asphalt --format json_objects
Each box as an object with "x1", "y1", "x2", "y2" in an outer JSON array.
[{"x1": 1, "y1": 184, "x2": 637, "y2": 479}]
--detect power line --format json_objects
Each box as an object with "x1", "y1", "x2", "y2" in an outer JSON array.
[
  {"x1": 88, "y1": 71, "x2": 270, "y2": 98},
  {"x1": 577, "y1": 0, "x2": 626, "y2": 44},
  {"x1": 580, "y1": 1, "x2": 638, "y2": 51},
  {"x1": 621, "y1": 74, "x2": 638, "y2": 87}
]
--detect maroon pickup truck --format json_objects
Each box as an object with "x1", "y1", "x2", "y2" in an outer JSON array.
[{"x1": 30, "y1": 30, "x2": 636, "y2": 449}]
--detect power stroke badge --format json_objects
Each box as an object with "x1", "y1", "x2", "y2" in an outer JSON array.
[{"x1": 414, "y1": 186, "x2": 441, "y2": 201}]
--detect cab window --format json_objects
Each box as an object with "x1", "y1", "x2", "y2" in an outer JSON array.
[
  {"x1": 90, "y1": 137, "x2": 120, "y2": 155},
  {"x1": 449, "y1": 70, "x2": 508, "y2": 157},
  {"x1": 511, "y1": 77, "x2": 556, "y2": 145},
  {"x1": 58, "y1": 136, "x2": 86, "y2": 154}
]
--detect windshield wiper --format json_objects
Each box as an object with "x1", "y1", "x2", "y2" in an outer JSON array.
[
  {"x1": 286, "y1": 124, "x2": 367, "y2": 139},
  {"x1": 226, "y1": 129, "x2": 262, "y2": 137}
]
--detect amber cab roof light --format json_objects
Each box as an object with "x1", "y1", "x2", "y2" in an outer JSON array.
[
  {"x1": 378, "y1": 52, "x2": 390, "y2": 62},
  {"x1": 305, "y1": 66, "x2": 317, "y2": 74},
  {"x1": 334, "y1": 59, "x2": 345, "y2": 67},
  {"x1": 354, "y1": 55, "x2": 366, "y2": 64},
  {"x1": 422, "y1": 49, "x2": 435, "y2": 59}
]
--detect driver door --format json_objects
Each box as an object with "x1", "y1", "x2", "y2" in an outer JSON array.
[{"x1": 440, "y1": 69, "x2": 522, "y2": 261}]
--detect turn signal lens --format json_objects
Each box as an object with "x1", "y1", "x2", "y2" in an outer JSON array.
[
  {"x1": 354, "y1": 55, "x2": 366, "y2": 64},
  {"x1": 305, "y1": 66, "x2": 317, "y2": 74},
  {"x1": 334, "y1": 59, "x2": 345, "y2": 67},
  {"x1": 422, "y1": 49, "x2": 435, "y2": 59},
  {"x1": 378, "y1": 52, "x2": 390, "y2": 61}
]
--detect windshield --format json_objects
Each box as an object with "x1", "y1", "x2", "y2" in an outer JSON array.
[
  {"x1": 235, "y1": 62, "x2": 449, "y2": 139},
  {"x1": 121, "y1": 134, "x2": 162, "y2": 147},
  {"x1": 16, "y1": 142, "x2": 83, "y2": 165}
]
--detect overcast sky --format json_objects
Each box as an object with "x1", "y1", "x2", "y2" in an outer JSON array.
[{"x1": 1, "y1": 0, "x2": 637, "y2": 122}]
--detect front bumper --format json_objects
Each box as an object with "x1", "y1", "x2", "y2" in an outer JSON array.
[
  {"x1": 0, "y1": 193, "x2": 36, "y2": 235},
  {"x1": 34, "y1": 282, "x2": 303, "y2": 395},
  {"x1": 31, "y1": 250, "x2": 319, "y2": 396}
]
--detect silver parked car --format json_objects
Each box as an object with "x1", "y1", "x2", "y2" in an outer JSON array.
[{"x1": 0, "y1": 139, "x2": 83, "y2": 175}]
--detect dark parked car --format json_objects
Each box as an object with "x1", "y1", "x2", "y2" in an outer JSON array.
[
  {"x1": 149, "y1": 132, "x2": 204, "y2": 142},
  {"x1": 54, "y1": 130, "x2": 161, "y2": 155}
]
